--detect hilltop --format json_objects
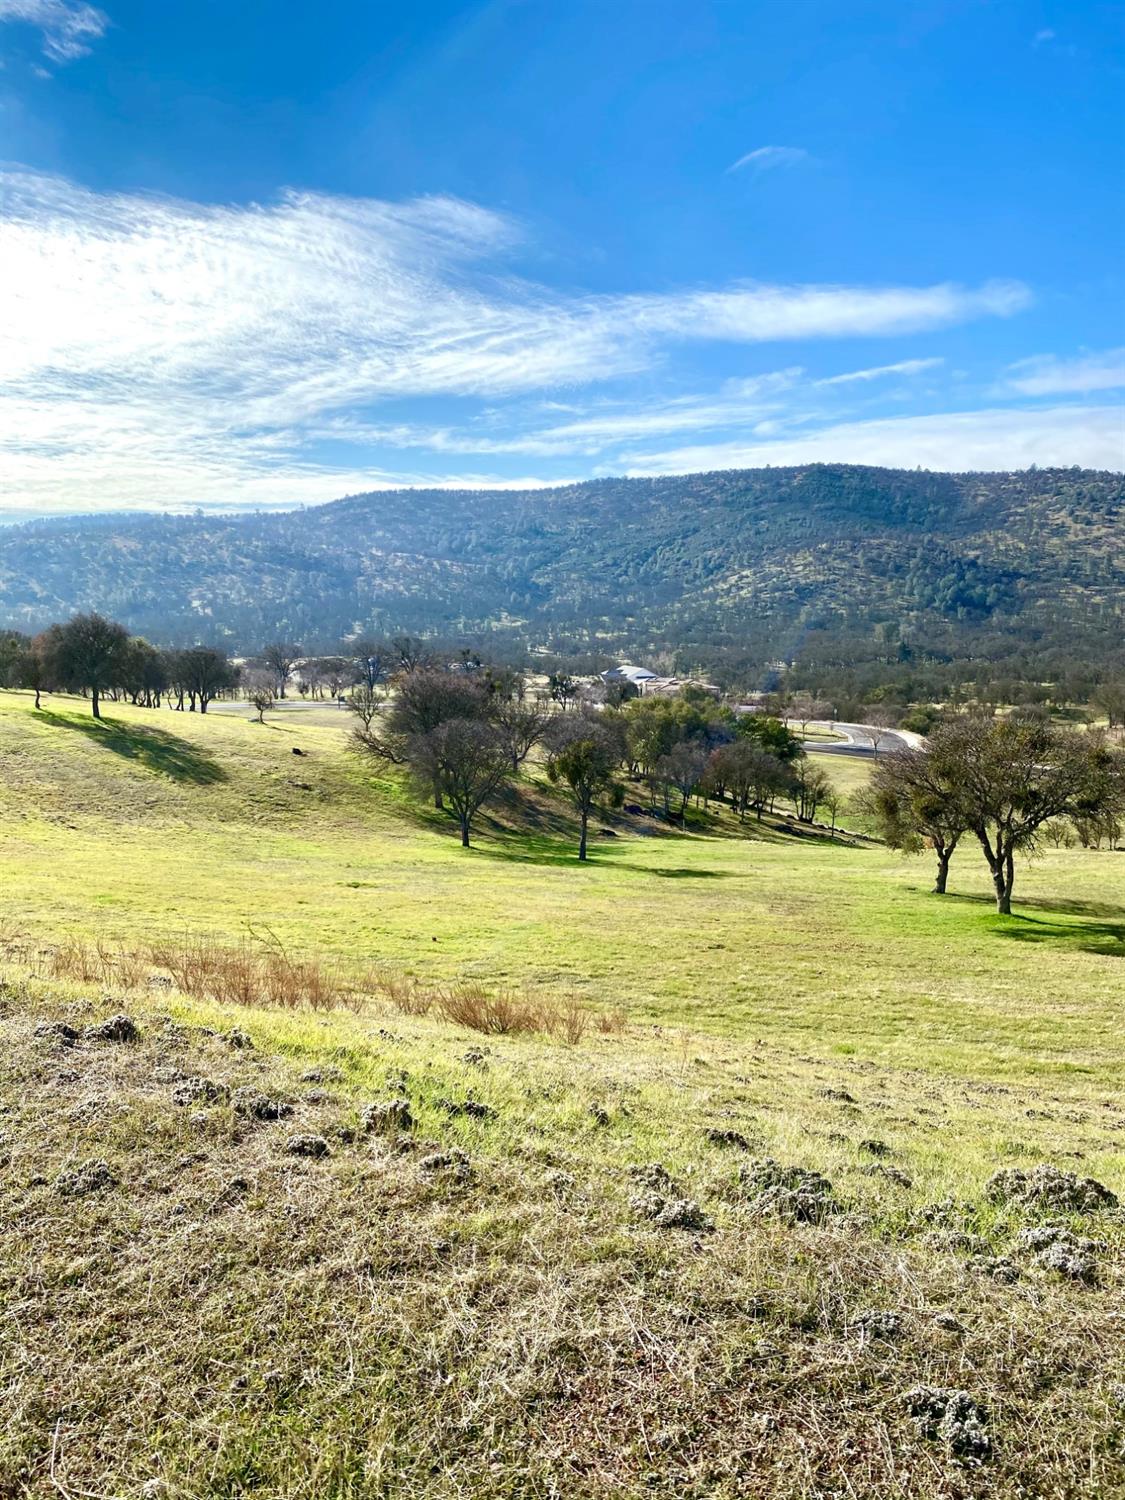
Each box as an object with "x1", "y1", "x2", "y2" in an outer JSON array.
[{"x1": 1, "y1": 464, "x2": 1122, "y2": 681}]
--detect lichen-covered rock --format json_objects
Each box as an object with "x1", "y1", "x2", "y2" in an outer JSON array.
[
  {"x1": 972, "y1": 1255, "x2": 1020, "y2": 1284},
  {"x1": 301, "y1": 1066, "x2": 344, "y2": 1083},
  {"x1": 853, "y1": 1309, "x2": 903, "y2": 1341},
  {"x1": 986, "y1": 1164, "x2": 1117, "y2": 1214},
  {"x1": 232, "y1": 1088, "x2": 293, "y2": 1121},
  {"x1": 172, "y1": 1077, "x2": 230, "y2": 1107},
  {"x1": 629, "y1": 1162, "x2": 678, "y2": 1193},
  {"x1": 285, "y1": 1134, "x2": 330, "y2": 1158},
  {"x1": 706, "y1": 1128, "x2": 751, "y2": 1150},
  {"x1": 35, "y1": 1020, "x2": 80, "y2": 1046},
  {"x1": 435, "y1": 1097, "x2": 495, "y2": 1121},
  {"x1": 739, "y1": 1158, "x2": 838, "y2": 1224},
  {"x1": 859, "y1": 1138, "x2": 892, "y2": 1158},
  {"x1": 862, "y1": 1164, "x2": 913, "y2": 1189},
  {"x1": 419, "y1": 1148, "x2": 472, "y2": 1181},
  {"x1": 84, "y1": 1014, "x2": 139, "y2": 1044},
  {"x1": 630, "y1": 1190, "x2": 714, "y2": 1232},
  {"x1": 362, "y1": 1099, "x2": 413, "y2": 1134},
  {"x1": 906, "y1": 1386, "x2": 990, "y2": 1461},
  {"x1": 55, "y1": 1159, "x2": 116, "y2": 1197},
  {"x1": 1024, "y1": 1230, "x2": 1100, "y2": 1284}
]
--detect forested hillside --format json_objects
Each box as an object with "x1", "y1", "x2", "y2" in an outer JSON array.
[{"x1": 1, "y1": 464, "x2": 1121, "y2": 686}]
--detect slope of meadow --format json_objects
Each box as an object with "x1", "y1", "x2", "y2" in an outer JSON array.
[{"x1": 0, "y1": 691, "x2": 1122, "y2": 1498}]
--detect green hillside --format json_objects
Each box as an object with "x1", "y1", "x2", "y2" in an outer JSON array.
[
  {"x1": 0, "y1": 692, "x2": 1123, "y2": 1498},
  {"x1": 2, "y1": 464, "x2": 1122, "y2": 686}
]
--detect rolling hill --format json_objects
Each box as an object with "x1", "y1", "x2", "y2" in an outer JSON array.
[{"x1": 1, "y1": 464, "x2": 1122, "y2": 681}]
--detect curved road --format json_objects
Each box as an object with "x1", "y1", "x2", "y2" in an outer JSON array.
[{"x1": 800, "y1": 720, "x2": 924, "y2": 758}]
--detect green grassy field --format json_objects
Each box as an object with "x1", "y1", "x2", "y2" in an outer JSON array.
[{"x1": 1, "y1": 690, "x2": 1122, "y2": 1498}]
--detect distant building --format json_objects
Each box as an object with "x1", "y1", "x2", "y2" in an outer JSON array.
[
  {"x1": 600, "y1": 663, "x2": 659, "y2": 691},
  {"x1": 600, "y1": 663, "x2": 720, "y2": 699}
]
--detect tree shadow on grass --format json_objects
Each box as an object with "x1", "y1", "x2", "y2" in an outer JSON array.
[
  {"x1": 39, "y1": 711, "x2": 227, "y2": 785},
  {"x1": 996, "y1": 915, "x2": 1125, "y2": 959},
  {"x1": 942, "y1": 892, "x2": 1125, "y2": 958}
]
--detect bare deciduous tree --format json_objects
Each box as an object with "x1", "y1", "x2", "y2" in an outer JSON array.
[
  {"x1": 261, "y1": 641, "x2": 301, "y2": 698},
  {"x1": 412, "y1": 719, "x2": 513, "y2": 848}
]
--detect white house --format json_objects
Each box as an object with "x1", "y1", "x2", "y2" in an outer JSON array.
[{"x1": 600, "y1": 663, "x2": 659, "y2": 692}]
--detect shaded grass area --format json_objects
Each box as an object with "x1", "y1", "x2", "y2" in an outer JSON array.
[{"x1": 36, "y1": 709, "x2": 228, "y2": 784}]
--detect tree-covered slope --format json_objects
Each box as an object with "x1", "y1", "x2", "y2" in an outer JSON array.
[{"x1": 0, "y1": 464, "x2": 1121, "y2": 677}]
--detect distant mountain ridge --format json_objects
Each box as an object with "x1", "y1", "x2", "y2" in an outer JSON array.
[{"x1": 1, "y1": 464, "x2": 1122, "y2": 680}]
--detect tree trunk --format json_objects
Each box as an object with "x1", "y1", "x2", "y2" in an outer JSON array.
[
  {"x1": 432, "y1": 777, "x2": 444, "y2": 811},
  {"x1": 91, "y1": 686, "x2": 100, "y2": 719},
  {"x1": 34, "y1": 686, "x2": 41, "y2": 709},
  {"x1": 460, "y1": 813, "x2": 470, "y2": 848},
  {"x1": 578, "y1": 807, "x2": 588, "y2": 861},
  {"x1": 990, "y1": 850, "x2": 1015, "y2": 914},
  {"x1": 933, "y1": 849, "x2": 951, "y2": 895},
  {"x1": 199, "y1": 698, "x2": 208, "y2": 713}
]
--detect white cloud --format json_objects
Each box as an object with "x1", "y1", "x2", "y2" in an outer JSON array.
[
  {"x1": 0, "y1": 0, "x2": 107, "y2": 62},
  {"x1": 1001, "y1": 348, "x2": 1125, "y2": 396},
  {"x1": 727, "y1": 146, "x2": 811, "y2": 174},
  {"x1": 620, "y1": 404, "x2": 1125, "y2": 475},
  {"x1": 0, "y1": 169, "x2": 1038, "y2": 512},
  {"x1": 815, "y1": 357, "x2": 944, "y2": 386}
]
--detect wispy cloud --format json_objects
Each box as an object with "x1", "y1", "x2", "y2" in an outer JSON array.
[
  {"x1": 0, "y1": 0, "x2": 108, "y2": 62},
  {"x1": 727, "y1": 145, "x2": 812, "y2": 175},
  {"x1": 0, "y1": 169, "x2": 1040, "y2": 512},
  {"x1": 1001, "y1": 348, "x2": 1125, "y2": 396},
  {"x1": 815, "y1": 357, "x2": 943, "y2": 386},
  {"x1": 620, "y1": 404, "x2": 1125, "y2": 476}
]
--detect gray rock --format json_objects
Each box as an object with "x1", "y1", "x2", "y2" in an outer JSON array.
[
  {"x1": 285, "y1": 1134, "x2": 330, "y2": 1158},
  {"x1": 906, "y1": 1386, "x2": 990, "y2": 1461},
  {"x1": 854, "y1": 1309, "x2": 903, "y2": 1341},
  {"x1": 55, "y1": 1159, "x2": 116, "y2": 1197},
  {"x1": 35, "y1": 1020, "x2": 80, "y2": 1046},
  {"x1": 862, "y1": 1164, "x2": 913, "y2": 1189},
  {"x1": 232, "y1": 1088, "x2": 293, "y2": 1121},
  {"x1": 419, "y1": 1148, "x2": 472, "y2": 1181},
  {"x1": 84, "y1": 1014, "x2": 139, "y2": 1044},
  {"x1": 361, "y1": 1099, "x2": 413, "y2": 1134},
  {"x1": 629, "y1": 1162, "x2": 678, "y2": 1193},
  {"x1": 739, "y1": 1158, "x2": 838, "y2": 1224},
  {"x1": 629, "y1": 1190, "x2": 714, "y2": 1232},
  {"x1": 985, "y1": 1164, "x2": 1117, "y2": 1213},
  {"x1": 972, "y1": 1255, "x2": 1020, "y2": 1284},
  {"x1": 435, "y1": 1096, "x2": 495, "y2": 1122},
  {"x1": 859, "y1": 1138, "x2": 892, "y2": 1158},
  {"x1": 172, "y1": 1077, "x2": 230, "y2": 1107}
]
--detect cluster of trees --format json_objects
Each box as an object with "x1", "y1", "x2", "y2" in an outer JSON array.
[
  {"x1": 348, "y1": 661, "x2": 835, "y2": 857},
  {"x1": 862, "y1": 712, "x2": 1125, "y2": 912},
  {"x1": 0, "y1": 614, "x2": 239, "y2": 719}
]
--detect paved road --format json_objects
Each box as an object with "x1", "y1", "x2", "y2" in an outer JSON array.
[{"x1": 800, "y1": 720, "x2": 922, "y2": 758}]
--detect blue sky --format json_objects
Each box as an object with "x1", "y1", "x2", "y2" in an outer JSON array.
[{"x1": 1, "y1": 0, "x2": 1123, "y2": 514}]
